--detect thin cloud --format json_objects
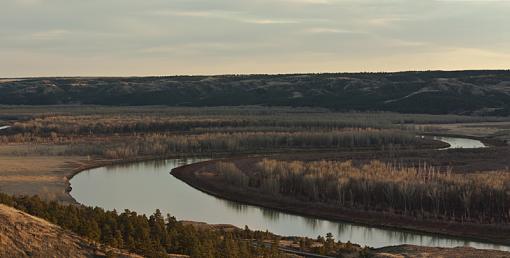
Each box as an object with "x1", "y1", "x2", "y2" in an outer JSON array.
[
  {"x1": 435, "y1": 0, "x2": 510, "y2": 2},
  {"x1": 151, "y1": 9, "x2": 299, "y2": 25},
  {"x1": 31, "y1": 29, "x2": 69, "y2": 40},
  {"x1": 367, "y1": 17, "x2": 407, "y2": 27},
  {"x1": 304, "y1": 27, "x2": 359, "y2": 34},
  {"x1": 14, "y1": 0, "x2": 44, "y2": 6},
  {"x1": 140, "y1": 42, "x2": 276, "y2": 54},
  {"x1": 244, "y1": 19, "x2": 299, "y2": 24},
  {"x1": 281, "y1": 0, "x2": 335, "y2": 4}
]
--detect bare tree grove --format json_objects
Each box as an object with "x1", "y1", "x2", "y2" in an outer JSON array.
[{"x1": 217, "y1": 159, "x2": 510, "y2": 224}]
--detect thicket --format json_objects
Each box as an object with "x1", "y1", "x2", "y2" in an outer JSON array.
[
  {"x1": 0, "y1": 129, "x2": 422, "y2": 158},
  {"x1": 100, "y1": 130, "x2": 418, "y2": 159},
  {"x1": 3, "y1": 107, "x2": 507, "y2": 138},
  {"x1": 217, "y1": 160, "x2": 510, "y2": 224},
  {"x1": 5, "y1": 114, "x2": 390, "y2": 137}
]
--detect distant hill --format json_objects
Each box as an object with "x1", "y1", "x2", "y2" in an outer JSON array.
[{"x1": 1, "y1": 70, "x2": 510, "y2": 115}]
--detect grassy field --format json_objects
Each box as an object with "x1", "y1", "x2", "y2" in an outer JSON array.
[{"x1": 0, "y1": 144, "x2": 110, "y2": 202}]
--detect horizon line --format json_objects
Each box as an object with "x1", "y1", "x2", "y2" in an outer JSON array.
[{"x1": 3, "y1": 69, "x2": 510, "y2": 79}]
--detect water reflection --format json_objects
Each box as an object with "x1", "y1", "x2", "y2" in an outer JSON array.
[
  {"x1": 302, "y1": 217, "x2": 323, "y2": 231},
  {"x1": 70, "y1": 158, "x2": 509, "y2": 251},
  {"x1": 261, "y1": 209, "x2": 281, "y2": 221},
  {"x1": 223, "y1": 201, "x2": 250, "y2": 214}
]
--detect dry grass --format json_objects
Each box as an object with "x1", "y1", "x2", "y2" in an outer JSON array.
[
  {"x1": 0, "y1": 155, "x2": 78, "y2": 176},
  {"x1": 0, "y1": 145, "x2": 92, "y2": 202},
  {"x1": 0, "y1": 204, "x2": 142, "y2": 258}
]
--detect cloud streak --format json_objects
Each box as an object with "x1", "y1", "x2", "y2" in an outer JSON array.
[{"x1": 150, "y1": 9, "x2": 299, "y2": 25}]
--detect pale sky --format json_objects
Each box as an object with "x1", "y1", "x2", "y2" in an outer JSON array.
[{"x1": 1, "y1": 0, "x2": 510, "y2": 77}]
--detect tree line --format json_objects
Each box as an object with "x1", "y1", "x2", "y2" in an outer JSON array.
[
  {"x1": 3, "y1": 108, "x2": 505, "y2": 138},
  {"x1": 217, "y1": 159, "x2": 510, "y2": 224},
  {"x1": 0, "y1": 193, "x2": 286, "y2": 258},
  {"x1": 0, "y1": 129, "x2": 422, "y2": 158},
  {"x1": 5, "y1": 113, "x2": 391, "y2": 137},
  {"x1": 101, "y1": 130, "x2": 419, "y2": 159},
  {"x1": 0, "y1": 193, "x2": 371, "y2": 257}
]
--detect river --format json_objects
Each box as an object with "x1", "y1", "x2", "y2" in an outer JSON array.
[
  {"x1": 70, "y1": 137, "x2": 508, "y2": 251},
  {"x1": 432, "y1": 136, "x2": 487, "y2": 149}
]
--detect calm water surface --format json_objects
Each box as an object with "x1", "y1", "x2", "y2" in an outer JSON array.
[
  {"x1": 433, "y1": 136, "x2": 486, "y2": 149},
  {"x1": 71, "y1": 154, "x2": 509, "y2": 251}
]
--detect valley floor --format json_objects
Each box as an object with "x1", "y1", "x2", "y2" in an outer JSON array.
[{"x1": 1, "y1": 109, "x2": 510, "y2": 256}]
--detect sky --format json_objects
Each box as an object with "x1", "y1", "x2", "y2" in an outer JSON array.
[{"x1": 1, "y1": 0, "x2": 510, "y2": 77}]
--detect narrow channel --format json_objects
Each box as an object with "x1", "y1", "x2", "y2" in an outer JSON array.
[{"x1": 70, "y1": 137, "x2": 507, "y2": 251}]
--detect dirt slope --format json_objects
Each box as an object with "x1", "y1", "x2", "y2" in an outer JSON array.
[{"x1": 0, "y1": 204, "x2": 141, "y2": 258}]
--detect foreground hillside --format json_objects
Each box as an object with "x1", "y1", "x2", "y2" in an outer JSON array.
[
  {"x1": 2, "y1": 70, "x2": 510, "y2": 115},
  {"x1": 2, "y1": 203, "x2": 509, "y2": 258},
  {"x1": 0, "y1": 204, "x2": 141, "y2": 258}
]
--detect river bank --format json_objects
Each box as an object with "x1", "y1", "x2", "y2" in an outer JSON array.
[
  {"x1": 0, "y1": 142, "x2": 210, "y2": 204},
  {"x1": 171, "y1": 157, "x2": 510, "y2": 247}
]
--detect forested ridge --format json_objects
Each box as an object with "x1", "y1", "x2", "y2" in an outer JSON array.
[
  {"x1": 0, "y1": 193, "x2": 283, "y2": 257},
  {"x1": 0, "y1": 193, "x2": 371, "y2": 258},
  {"x1": 2, "y1": 70, "x2": 510, "y2": 115}
]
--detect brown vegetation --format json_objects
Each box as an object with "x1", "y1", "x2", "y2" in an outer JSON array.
[
  {"x1": 0, "y1": 152, "x2": 94, "y2": 202},
  {"x1": 3, "y1": 106, "x2": 508, "y2": 136},
  {"x1": 3, "y1": 106, "x2": 459, "y2": 163},
  {"x1": 218, "y1": 159, "x2": 510, "y2": 224},
  {"x1": 1, "y1": 106, "x2": 510, "y2": 256},
  {"x1": 172, "y1": 157, "x2": 510, "y2": 245},
  {"x1": 100, "y1": 129, "x2": 424, "y2": 159}
]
